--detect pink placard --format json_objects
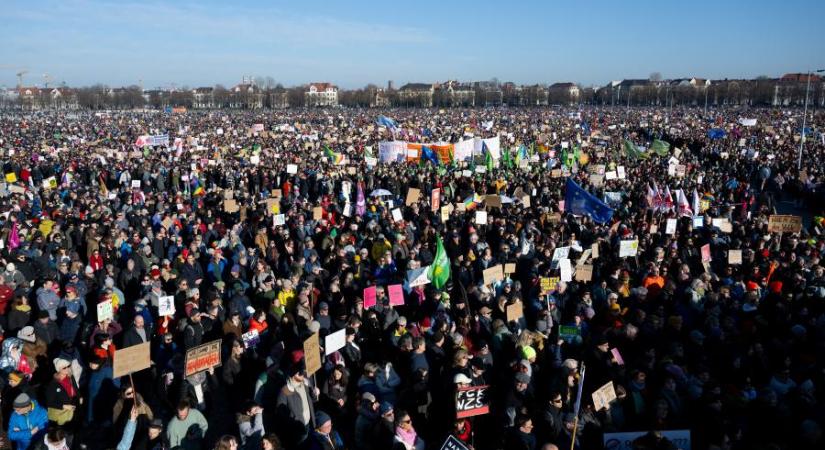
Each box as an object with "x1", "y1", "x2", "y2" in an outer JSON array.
[
  {"x1": 559, "y1": 200, "x2": 565, "y2": 212},
  {"x1": 363, "y1": 286, "x2": 377, "y2": 308},
  {"x1": 388, "y1": 284, "x2": 404, "y2": 306},
  {"x1": 701, "y1": 243, "x2": 711, "y2": 263},
  {"x1": 611, "y1": 348, "x2": 624, "y2": 365}
]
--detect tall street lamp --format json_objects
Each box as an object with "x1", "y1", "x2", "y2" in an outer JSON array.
[{"x1": 799, "y1": 69, "x2": 825, "y2": 170}]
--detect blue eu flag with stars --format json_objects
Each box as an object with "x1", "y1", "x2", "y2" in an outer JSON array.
[{"x1": 565, "y1": 178, "x2": 614, "y2": 224}]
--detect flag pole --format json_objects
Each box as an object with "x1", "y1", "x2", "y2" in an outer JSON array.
[{"x1": 569, "y1": 362, "x2": 585, "y2": 450}]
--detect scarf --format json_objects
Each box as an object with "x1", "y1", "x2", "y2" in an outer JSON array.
[{"x1": 395, "y1": 426, "x2": 417, "y2": 448}]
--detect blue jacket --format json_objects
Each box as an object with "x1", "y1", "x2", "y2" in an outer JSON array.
[{"x1": 8, "y1": 400, "x2": 48, "y2": 450}]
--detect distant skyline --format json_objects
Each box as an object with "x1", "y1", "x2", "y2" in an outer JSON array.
[{"x1": 2, "y1": 0, "x2": 824, "y2": 90}]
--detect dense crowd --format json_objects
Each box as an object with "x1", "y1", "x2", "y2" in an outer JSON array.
[{"x1": 0, "y1": 106, "x2": 823, "y2": 450}]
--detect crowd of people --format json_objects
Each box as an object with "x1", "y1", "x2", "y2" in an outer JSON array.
[{"x1": 0, "y1": 105, "x2": 823, "y2": 450}]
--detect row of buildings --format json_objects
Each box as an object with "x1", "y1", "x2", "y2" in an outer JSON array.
[{"x1": 2, "y1": 74, "x2": 823, "y2": 110}]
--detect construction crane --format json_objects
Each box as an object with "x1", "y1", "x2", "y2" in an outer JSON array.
[
  {"x1": 16, "y1": 70, "x2": 28, "y2": 88},
  {"x1": 0, "y1": 65, "x2": 29, "y2": 88}
]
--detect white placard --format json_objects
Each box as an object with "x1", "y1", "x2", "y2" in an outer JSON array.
[
  {"x1": 605, "y1": 171, "x2": 617, "y2": 180},
  {"x1": 324, "y1": 329, "x2": 347, "y2": 356},
  {"x1": 666, "y1": 218, "x2": 677, "y2": 235},
  {"x1": 392, "y1": 208, "x2": 403, "y2": 222},
  {"x1": 619, "y1": 240, "x2": 639, "y2": 257},
  {"x1": 158, "y1": 296, "x2": 175, "y2": 316},
  {"x1": 273, "y1": 214, "x2": 286, "y2": 226},
  {"x1": 559, "y1": 258, "x2": 572, "y2": 282},
  {"x1": 475, "y1": 210, "x2": 488, "y2": 225},
  {"x1": 287, "y1": 164, "x2": 298, "y2": 174},
  {"x1": 97, "y1": 300, "x2": 113, "y2": 322},
  {"x1": 693, "y1": 216, "x2": 703, "y2": 228},
  {"x1": 617, "y1": 166, "x2": 626, "y2": 179},
  {"x1": 131, "y1": 180, "x2": 141, "y2": 188}
]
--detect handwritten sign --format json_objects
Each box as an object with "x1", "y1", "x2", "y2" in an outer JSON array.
[
  {"x1": 96, "y1": 300, "x2": 113, "y2": 322},
  {"x1": 504, "y1": 263, "x2": 516, "y2": 274},
  {"x1": 592, "y1": 381, "x2": 617, "y2": 411},
  {"x1": 113, "y1": 342, "x2": 151, "y2": 378},
  {"x1": 482, "y1": 265, "x2": 504, "y2": 285},
  {"x1": 768, "y1": 215, "x2": 802, "y2": 233},
  {"x1": 575, "y1": 264, "x2": 593, "y2": 282},
  {"x1": 303, "y1": 333, "x2": 321, "y2": 376},
  {"x1": 475, "y1": 211, "x2": 488, "y2": 225},
  {"x1": 185, "y1": 340, "x2": 222, "y2": 377},
  {"x1": 728, "y1": 249, "x2": 742, "y2": 265},
  {"x1": 506, "y1": 302, "x2": 523, "y2": 323},
  {"x1": 619, "y1": 239, "x2": 638, "y2": 257},
  {"x1": 406, "y1": 188, "x2": 421, "y2": 206},
  {"x1": 242, "y1": 329, "x2": 260, "y2": 349},
  {"x1": 540, "y1": 277, "x2": 560, "y2": 294}
]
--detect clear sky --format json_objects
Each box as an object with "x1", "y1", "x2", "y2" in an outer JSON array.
[{"x1": 2, "y1": 0, "x2": 823, "y2": 90}]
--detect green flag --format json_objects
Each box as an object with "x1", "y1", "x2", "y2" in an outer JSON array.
[
  {"x1": 428, "y1": 235, "x2": 451, "y2": 289},
  {"x1": 624, "y1": 139, "x2": 648, "y2": 160},
  {"x1": 485, "y1": 148, "x2": 494, "y2": 172},
  {"x1": 651, "y1": 139, "x2": 670, "y2": 156}
]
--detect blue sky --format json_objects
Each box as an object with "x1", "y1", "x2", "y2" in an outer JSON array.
[{"x1": 2, "y1": 0, "x2": 823, "y2": 89}]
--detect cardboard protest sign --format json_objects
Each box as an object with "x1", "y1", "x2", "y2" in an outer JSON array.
[
  {"x1": 591, "y1": 243, "x2": 600, "y2": 259},
  {"x1": 575, "y1": 264, "x2": 593, "y2": 282},
  {"x1": 405, "y1": 188, "x2": 421, "y2": 206},
  {"x1": 455, "y1": 385, "x2": 491, "y2": 418},
  {"x1": 619, "y1": 240, "x2": 639, "y2": 257},
  {"x1": 475, "y1": 211, "x2": 488, "y2": 225},
  {"x1": 185, "y1": 340, "x2": 222, "y2": 377},
  {"x1": 728, "y1": 249, "x2": 742, "y2": 265},
  {"x1": 506, "y1": 302, "x2": 523, "y2": 323},
  {"x1": 113, "y1": 342, "x2": 151, "y2": 378},
  {"x1": 158, "y1": 296, "x2": 175, "y2": 316},
  {"x1": 324, "y1": 329, "x2": 347, "y2": 356},
  {"x1": 313, "y1": 206, "x2": 323, "y2": 220},
  {"x1": 388, "y1": 284, "x2": 404, "y2": 306},
  {"x1": 96, "y1": 300, "x2": 113, "y2": 322},
  {"x1": 485, "y1": 195, "x2": 502, "y2": 208},
  {"x1": 363, "y1": 286, "x2": 377, "y2": 308},
  {"x1": 504, "y1": 263, "x2": 516, "y2": 274},
  {"x1": 592, "y1": 381, "x2": 618, "y2": 411},
  {"x1": 768, "y1": 215, "x2": 802, "y2": 233},
  {"x1": 303, "y1": 333, "x2": 322, "y2": 376},
  {"x1": 223, "y1": 199, "x2": 239, "y2": 213},
  {"x1": 482, "y1": 265, "x2": 504, "y2": 285}
]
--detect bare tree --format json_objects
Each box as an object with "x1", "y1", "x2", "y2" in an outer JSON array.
[{"x1": 649, "y1": 72, "x2": 663, "y2": 82}]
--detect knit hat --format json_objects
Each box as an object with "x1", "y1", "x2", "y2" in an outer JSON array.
[
  {"x1": 17, "y1": 326, "x2": 36, "y2": 343},
  {"x1": 521, "y1": 345, "x2": 536, "y2": 361},
  {"x1": 13, "y1": 393, "x2": 31, "y2": 408},
  {"x1": 515, "y1": 372, "x2": 531, "y2": 384},
  {"x1": 53, "y1": 358, "x2": 71, "y2": 372},
  {"x1": 315, "y1": 411, "x2": 332, "y2": 427},
  {"x1": 453, "y1": 373, "x2": 472, "y2": 384},
  {"x1": 379, "y1": 401, "x2": 394, "y2": 415},
  {"x1": 361, "y1": 392, "x2": 377, "y2": 404},
  {"x1": 8, "y1": 371, "x2": 24, "y2": 384}
]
